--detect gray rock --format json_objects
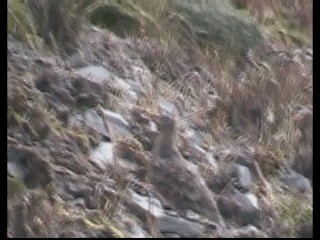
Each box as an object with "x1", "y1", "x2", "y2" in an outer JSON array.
[
  {"x1": 231, "y1": 225, "x2": 268, "y2": 238},
  {"x1": 234, "y1": 155, "x2": 259, "y2": 181},
  {"x1": 74, "y1": 65, "x2": 111, "y2": 85},
  {"x1": 99, "y1": 107, "x2": 130, "y2": 139},
  {"x1": 7, "y1": 145, "x2": 52, "y2": 188},
  {"x1": 204, "y1": 151, "x2": 219, "y2": 170},
  {"x1": 217, "y1": 189, "x2": 261, "y2": 227},
  {"x1": 89, "y1": 142, "x2": 115, "y2": 170},
  {"x1": 232, "y1": 163, "x2": 253, "y2": 189},
  {"x1": 280, "y1": 170, "x2": 312, "y2": 194},
  {"x1": 159, "y1": 215, "x2": 205, "y2": 238},
  {"x1": 161, "y1": 232, "x2": 182, "y2": 238},
  {"x1": 125, "y1": 189, "x2": 207, "y2": 238},
  {"x1": 129, "y1": 189, "x2": 164, "y2": 218},
  {"x1": 243, "y1": 192, "x2": 259, "y2": 209},
  {"x1": 158, "y1": 97, "x2": 180, "y2": 116},
  {"x1": 75, "y1": 92, "x2": 102, "y2": 107},
  {"x1": 70, "y1": 109, "x2": 109, "y2": 137},
  {"x1": 292, "y1": 148, "x2": 313, "y2": 182},
  {"x1": 184, "y1": 128, "x2": 204, "y2": 148}
]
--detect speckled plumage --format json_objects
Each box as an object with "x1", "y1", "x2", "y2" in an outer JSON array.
[{"x1": 149, "y1": 115, "x2": 225, "y2": 225}]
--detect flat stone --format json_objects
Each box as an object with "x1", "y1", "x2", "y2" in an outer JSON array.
[
  {"x1": 205, "y1": 151, "x2": 219, "y2": 170},
  {"x1": 232, "y1": 163, "x2": 253, "y2": 189},
  {"x1": 217, "y1": 189, "x2": 261, "y2": 227},
  {"x1": 231, "y1": 225, "x2": 268, "y2": 238},
  {"x1": 280, "y1": 170, "x2": 312, "y2": 194},
  {"x1": 70, "y1": 109, "x2": 109, "y2": 137},
  {"x1": 74, "y1": 65, "x2": 111, "y2": 85},
  {"x1": 129, "y1": 189, "x2": 164, "y2": 218},
  {"x1": 158, "y1": 98, "x2": 179, "y2": 116},
  {"x1": 159, "y1": 215, "x2": 205, "y2": 238},
  {"x1": 89, "y1": 142, "x2": 114, "y2": 169},
  {"x1": 244, "y1": 192, "x2": 259, "y2": 209},
  {"x1": 8, "y1": 161, "x2": 27, "y2": 179},
  {"x1": 99, "y1": 108, "x2": 130, "y2": 139}
]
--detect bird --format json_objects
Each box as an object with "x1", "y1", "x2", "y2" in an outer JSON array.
[{"x1": 148, "y1": 114, "x2": 225, "y2": 226}]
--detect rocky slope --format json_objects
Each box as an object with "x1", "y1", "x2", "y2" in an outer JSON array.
[{"x1": 8, "y1": 0, "x2": 312, "y2": 238}]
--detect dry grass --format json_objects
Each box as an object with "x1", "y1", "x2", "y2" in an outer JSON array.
[
  {"x1": 132, "y1": 21, "x2": 311, "y2": 173},
  {"x1": 232, "y1": 0, "x2": 312, "y2": 46},
  {"x1": 26, "y1": 0, "x2": 85, "y2": 56},
  {"x1": 260, "y1": 183, "x2": 313, "y2": 237}
]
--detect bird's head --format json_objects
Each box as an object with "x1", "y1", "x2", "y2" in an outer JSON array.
[{"x1": 155, "y1": 115, "x2": 176, "y2": 133}]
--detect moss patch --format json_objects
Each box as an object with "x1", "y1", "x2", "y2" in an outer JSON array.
[{"x1": 8, "y1": 176, "x2": 26, "y2": 199}]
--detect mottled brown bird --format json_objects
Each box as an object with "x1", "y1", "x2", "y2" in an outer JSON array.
[{"x1": 149, "y1": 115, "x2": 225, "y2": 226}]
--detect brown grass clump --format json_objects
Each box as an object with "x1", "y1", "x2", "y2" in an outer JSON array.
[
  {"x1": 65, "y1": 129, "x2": 90, "y2": 155},
  {"x1": 26, "y1": 0, "x2": 85, "y2": 56},
  {"x1": 133, "y1": 37, "x2": 191, "y2": 83},
  {"x1": 8, "y1": 189, "x2": 56, "y2": 237},
  {"x1": 232, "y1": 0, "x2": 312, "y2": 34},
  {"x1": 114, "y1": 137, "x2": 149, "y2": 166}
]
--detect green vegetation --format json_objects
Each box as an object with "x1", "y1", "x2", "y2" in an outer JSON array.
[
  {"x1": 272, "y1": 190, "x2": 313, "y2": 237},
  {"x1": 8, "y1": 176, "x2": 26, "y2": 199}
]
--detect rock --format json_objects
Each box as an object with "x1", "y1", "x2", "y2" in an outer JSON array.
[
  {"x1": 292, "y1": 148, "x2": 313, "y2": 182},
  {"x1": 116, "y1": 214, "x2": 149, "y2": 238},
  {"x1": 217, "y1": 189, "x2": 261, "y2": 227},
  {"x1": 296, "y1": 223, "x2": 313, "y2": 238},
  {"x1": 110, "y1": 77, "x2": 144, "y2": 102},
  {"x1": 35, "y1": 69, "x2": 75, "y2": 105},
  {"x1": 89, "y1": 141, "x2": 115, "y2": 170},
  {"x1": 231, "y1": 225, "x2": 268, "y2": 238},
  {"x1": 158, "y1": 97, "x2": 180, "y2": 116},
  {"x1": 7, "y1": 145, "x2": 52, "y2": 188},
  {"x1": 161, "y1": 233, "x2": 182, "y2": 238},
  {"x1": 232, "y1": 163, "x2": 253, "y2": 189},
  {"x1": 280, "y1": 170, "x2": 312, "y2": 194},
  {"x1": 75, "y1": 92, "x2": 102, "y2": 107},
  {"x1": 63, "y1": 180, "x2": 95, "y2": 208},
  {"x1": 217, "y1": 225, "x2": 268, "y2": 238},
  {"x1": 128, "y1": 189, "x2": 165, "y2": 218},
  {"x1": 159, "y1": 215, "x2": 205, "y2": 238},
  {"x1": 69, "y1": 66, "x2": 110, "y2": 104},
  {"x1": 234, "y1": 155, "x2": 258, "y2": 179},
  {"x1": 243, "y1": 192, "x2": 259, "y2": 209},
  {"x1": 184, "y1": 128, "x2": 204, "y2": 147},
  {"x1": 74, "y1": 65, "x2": 111, "y2": 85},
  {"x1": 204, "y1": 151, "x2": 219, "y2": 170},
  {"x1": 70, "y1": 109, "x2": 109, "y2": 137},
  {"x1": 99, "y1": 107, "x2": 130, "y2": 139}
]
